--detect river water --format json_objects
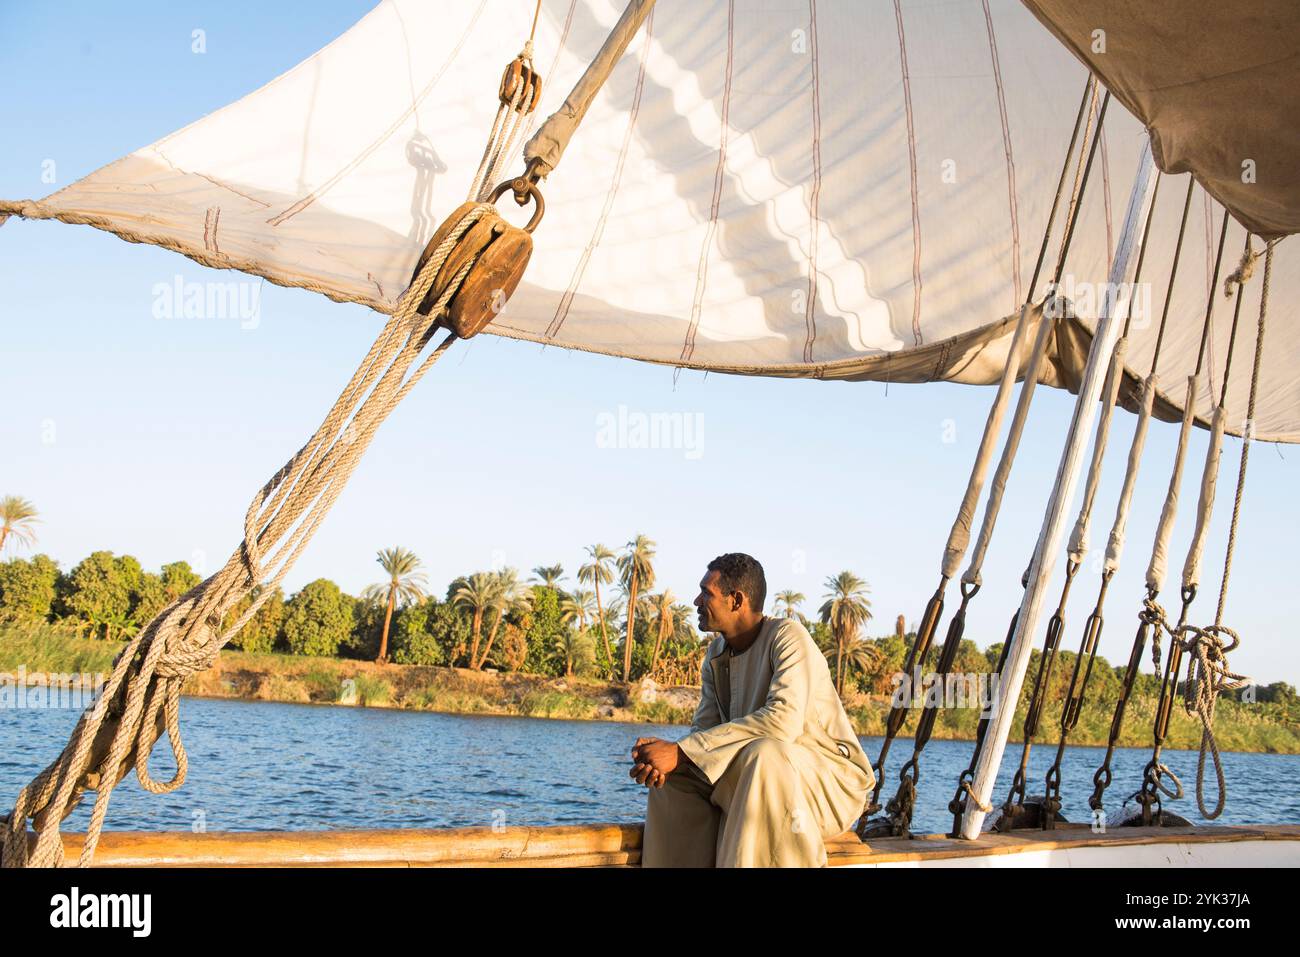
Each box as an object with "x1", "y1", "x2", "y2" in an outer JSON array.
[{"x1": 2, "y1": 697, "x2": 1296, "y2": 835}]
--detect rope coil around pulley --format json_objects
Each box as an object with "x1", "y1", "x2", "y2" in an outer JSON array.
[{"x1": 856, "y1": 78, "x2": 1105, "y2": 840}]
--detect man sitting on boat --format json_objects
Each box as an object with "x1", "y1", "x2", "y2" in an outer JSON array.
[{"x1": 631, "y1": 553, "x2": 874, "y2": 867}]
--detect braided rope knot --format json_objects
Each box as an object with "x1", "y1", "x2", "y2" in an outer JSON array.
[
  {"x1": 1141, "y1": 595, "x2": 1170, "y2": 669},
  {"x1": 152, "y1": 623, "x2": 222, "y2": 680}
]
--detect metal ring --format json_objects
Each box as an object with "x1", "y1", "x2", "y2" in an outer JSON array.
[{"x1": 488, "y1": 178, "x2": 545, "y2": 232}]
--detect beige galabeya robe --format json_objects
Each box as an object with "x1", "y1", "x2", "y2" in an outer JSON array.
[{"x1": 643, "y1": 616, "x2": 874, "y2": 867}]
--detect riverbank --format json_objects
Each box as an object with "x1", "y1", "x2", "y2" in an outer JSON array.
[{"x1": 3, "y1": 627, "x2": 1298, "y2": 753}]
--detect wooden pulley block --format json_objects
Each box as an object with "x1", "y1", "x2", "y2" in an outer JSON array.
[
  {"x1": 499, "y1": 56, "x2": 542, "y2": 113},
  {"x1": 411, "y1": 179, "x2": 543, "y2": 339}
]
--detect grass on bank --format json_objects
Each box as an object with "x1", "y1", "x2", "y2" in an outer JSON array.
[{"x1": 1, "y1": 623, "x2": 1294, "y2": 752}]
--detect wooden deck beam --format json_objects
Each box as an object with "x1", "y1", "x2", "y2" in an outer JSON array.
[{"x1": 54, "y1": 822, "x2": 1300, "y2": 867}]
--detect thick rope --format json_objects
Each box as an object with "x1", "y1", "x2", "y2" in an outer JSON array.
[
  {"x1": 1145, "y1": 211, "x2": 1229, "y2": 598},
  {"x1": 468, "y1": 47, "x2": 540, "y2": 202},
  {"x1": 1181, "y1": 233, "x2": 1252, "y2": 594},
  {"x1": 1132, "y1": 240, "x2": 1269, "y2": 824},
  {"x1": 1065, "y1": 170, "x2": 1161, "y2": 567},
  {"x1": 1187, "y1": 242, "x2": 1273, "y2": 819},
  {"x1": 1066, "y1": 337, "x2": 1127, "y2": 564},
  {"x1": 939, "y1": 75, "x2": 1096, "y2": 580},
  {"x1": 962, "y1": 91, "x2": 1109, "y2": 588},
  {"x1": 1, "y1": 199, "x2": 496, "y2": 868},
  {"x1": 1103, "y1": 177, "x2": 1193, "y2": 575},
  {"x1": 1055, "y1": 83, "x2": 1100, "y2": 272},
  {"x1": 962, "y1": 306, "x2": 1056, "y2": 587}
]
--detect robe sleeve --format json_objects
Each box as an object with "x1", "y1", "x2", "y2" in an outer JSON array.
[
  {"x1": 688, "y1": 645, "x2": 722, "y2": 734},
  {"x1": 676, "y1": 625, "x2": 811, "y2": 784}
]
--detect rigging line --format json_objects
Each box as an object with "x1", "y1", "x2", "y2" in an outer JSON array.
[
  {"x1": 1216, "y1": 233, "x2": 1253, "y2": 408},
  {"x1": 865, "y1": 74, "x2": 1099, "y2": 829},
  {"x1": 1178, "y1": 224, "x2": 1242, "y2": 599},
  {"x1": 1142, "y1": 204, "x2": 1229, "y2": 600},
  {"x1": 1136, "y1": 230, "x2": 1251, "y2": 824},
  {"x1": 1044, "y1": 176, "x2": 1183, "y2": 821},
  {"x1": 1121, "y1": 170, "x2": 1161, "y2": 339},
  {"x1": 1017, "y1": 174, "x2": 1167, "y2": 830},
  {"x1": 1194, "y1": 213, "x2": 1230, "y2": 378},
  {"x1": 865, "y1": 74, "x2": 1098, "y2": 840},
  {"x1": 1051, "y1": 89, "x2": 1110, "y2": 289},
  {"x1": 1174, "y1": 244, "x2": 1271, "y2": 822},
  {"x1": 1011, "y1": 172, "x2": 1165, "y2": 828},
  {"x1": 960, "y1": 88, "x2": 1111, "y2": 590},
  {"x1": 1150, "y1": 177, "x2": 1196, "y2": 374},
  {"x1": 1215, "y1": 242, "x2": 1269, "y2": 627},
  {"x1": 1026, "y1": 74, "x2": 1097, "y2": 304},
  {"x1": 1054, "y1": 79, "x2": 1098, "y2": 279},
  {"x1": 1085, "y1": 204, "x2": 1233, "y2": 818},
  {"x1": 528, "y1": 0, "x2": 542, "y2": 46}
]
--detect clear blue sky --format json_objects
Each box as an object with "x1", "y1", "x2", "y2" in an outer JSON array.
[{"x1": 3, "y1": 1, "x2": 1297, "y2": 689}]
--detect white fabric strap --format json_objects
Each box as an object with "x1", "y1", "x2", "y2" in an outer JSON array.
[
  {"x1": 1104, "y1": 371, "x2": 1158, "y2": 573},
  {"x1": 941, "y1": 301, "x2": 1038, "y2": 579},
  {"x1": 1067, "y1": 336, "x2": 1128, "y2": 563},
  {"x1": 1146, "y1": 374, "x2": 1200, "y2": 592},
  {"x1": 962, "y1": 301, "x2": 1057, "y2": 586},
  {"x1": 524, "y1": 0, "x2": 655, "y2": 176},
  {"x1": 1182, "y1": 403, "x2": 1228, "y2": 591}
]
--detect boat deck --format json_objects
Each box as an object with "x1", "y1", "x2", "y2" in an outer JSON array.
[{"x1": 58, "y1": 822, "x2": 1300, "y2": 867}]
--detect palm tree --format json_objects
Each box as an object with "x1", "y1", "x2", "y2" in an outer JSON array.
[
  {"x1": 670, "y1": 602, "x2": 696, "y2": 640},
  {"x1": 363, "y1": 547, "x2": 428, "y2": 663},
  {"x1": 554, "y1": 629, "x2": 595, "y2": 677},
  {"x1": 452, "y1": 572, "x2": 495, "y2": 669},
  {"x1": 577, "y1": 544, "x2": 617, "y2": 678},
  {"x1": 774, "y1": 589, "x2": 806, "y2": 622},
  {"x1": 531, "y1": 564, "x2": 565, "y2": 590},
  {"x1": 476, "y1": 568, "x2": 532, "y2": 670},
  {"x1": 604, "y1": 595, "x2": 626, "y2": 658},
  {"x1": 559, "y1": 589, "x2": 596, "y2": 633},
  {"x1": 103, "y1": 608, "x2": 141, "y2": 644},
  {"x1": 617, "y1": 534, "x2": 656, "y2": 682},
  {"x1": 0, "y1": 496, "x2": 40, "y2": 554},
  {"x1": 819, "y1": 571, "x2": 873, "y2": 695},
  {"x1": 648, "y1": 590, "x2": 676, "y2": 674},
  {"x1": 841, "y1": 635, "x2": 885, "y2": 691}
]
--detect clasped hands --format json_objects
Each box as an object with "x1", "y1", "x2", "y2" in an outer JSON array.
[{"x1": 630, "y1": 737, "x2": 687, "y2": 788}]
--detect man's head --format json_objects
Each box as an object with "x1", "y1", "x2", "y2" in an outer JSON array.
[{"x1": 695, "y1": 553, "x2": 767, "y2": 637}]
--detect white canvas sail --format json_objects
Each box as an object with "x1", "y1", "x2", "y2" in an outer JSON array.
[{"x1": 3, "y1": 0, "x2": 1296, "y2": 439}]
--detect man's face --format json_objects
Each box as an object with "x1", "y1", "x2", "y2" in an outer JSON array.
[{"x1": 695, "y1": 569, "x2": 740, "y2": 635}]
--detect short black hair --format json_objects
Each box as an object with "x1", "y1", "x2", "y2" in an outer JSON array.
[{"x1": 706, "y1": 553, "x2": 766, "y2": 612}]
